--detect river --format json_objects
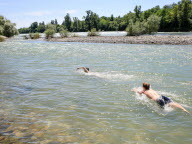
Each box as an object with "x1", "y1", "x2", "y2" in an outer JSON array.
[{"x1": 0, "y1": 38, "x2": 191, "y2": 143}]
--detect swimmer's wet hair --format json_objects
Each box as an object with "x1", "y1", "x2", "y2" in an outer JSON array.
[
  {"x1": 86, "y1": 67, "x2": 89, "y2": 71},
  {"x1": 143, "y1": 83, "x2": 150, "y2": 90}
]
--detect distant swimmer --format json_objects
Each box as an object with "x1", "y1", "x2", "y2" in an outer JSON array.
[
  {"x1": 77, "y1": 67, "x2": 90, "y2": 73},
  {"x1": 132, "y1": 83, "x2": 189, "y2": 113}
]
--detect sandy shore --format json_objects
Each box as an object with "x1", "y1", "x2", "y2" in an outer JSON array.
[{"x1": 48, "y1": 35, "x2": 192, "y2": 45}]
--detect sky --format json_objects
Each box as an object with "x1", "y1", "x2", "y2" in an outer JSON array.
[{"x1": 0, "y1": 0, "x2": 180, "y2": 28}]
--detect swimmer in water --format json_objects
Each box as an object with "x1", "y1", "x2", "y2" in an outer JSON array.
[
  {"x1": 131, "y1": 83, "x2": 189, "y2": 113},
  {"x1": 76, "y1": 67, "x2": 90, "y2": 73}
]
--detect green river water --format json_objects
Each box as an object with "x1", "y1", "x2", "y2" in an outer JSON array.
[{"x1": 0, "y1": 38, "x2": 191, "y2": 144}]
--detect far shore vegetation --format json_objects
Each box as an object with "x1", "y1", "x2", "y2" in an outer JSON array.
[
  {"x1": 0, "y1": 16, "x2": 18, "y2": 42},
  {"x1": 18, "y1": 0, "x2": 191, "y2": 37}
]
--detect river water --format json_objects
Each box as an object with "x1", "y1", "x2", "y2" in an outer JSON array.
[{"x1": 0, "y1": 38, "x2": 192, "y2": 144}]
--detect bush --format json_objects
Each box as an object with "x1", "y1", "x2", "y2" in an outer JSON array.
[
  {"x1": 87, "y1": 28, "x2": 100, "y2": 36},
  {"x1": 44, "y1": 29, "x2": 55, "y2": 39},
  {"x1": 126, "y1": 15, "x2": 161, "y2": 36},
  {"x1": 3, "y1": 22, "x2": 18, "y2": 37},
  {"x1": 59, "y1": 28, "x2": 69, "y2": 38},
  {"x1": 126, "y1": 21, "x2": 145, "y2": 36},
  {"x1": 144, "y1": 15, "x2": 161, "y2": 34},
  {"x1": 0, "y1": 25, "x2": 3, "y2": 35},
  {"x1": 0, "y1": 35, "x2": 5, "y2": 42},
  {"x1": 29, "y1": 33, "x2": 40, "y2": 39}
]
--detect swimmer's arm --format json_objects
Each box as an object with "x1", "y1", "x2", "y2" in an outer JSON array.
[
  {"x1": 131, "y1": 88, "x2": 143, "y2": 94},
  {"x1": 76, "y1": 67, "x2": 89, "y2": 73}
]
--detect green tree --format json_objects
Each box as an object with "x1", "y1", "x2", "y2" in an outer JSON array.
[
  {"x1": 108, "y1": 21, "x2": 119, "y2": 31},
  {"x1": 37, "y1": 25, "x2": 46, "y2": 33},
  {"x1": 18, "y1": 27, "x2": 30, "y2": 33},
  {"x1": 126, "y1": 20, "x2": 145, "y2": 36},
  {"x1": 59, "y1": 27, "x2": 69, "y2": 38},
  {"x1": 63, "y1": 13, "x2": 72, "y2": 31},
  {"x1": 134, "y1": 5, "x2": 142, "y2": 19},
  {"x1": 178, "y1": 0, "x2": 191, "y2": 31},
  {"x1": 3, "y1": 22, "x2": 18, "y2": 37},
  {"x1": 72, "y1": 17, "x2": 80, "y2": 32},
  {"x1": 51, "y1": 20, "x2": 55, "y2": 25},
  {"x1": 99, "y1": 18, "x2": 109, "y2": 31},
  {"x1": 55, "y1": 19, "x2": 58, "y2": 25},
  {"x1": 0, "y1": 16, "x2": 18, "y2": 37},
  {"x1": 30, "y1": 22, "x2": 38, "y2": 33},
  {"x1": 84, "y1": 10, "x2": 100, "y2": 31},
  {"x1": 144, "y1": 15, "x2": 161, "y2": 34},
  {"x1": 44, "y1": 24, "x2": 56, "y2": 39},
  {"x1": 171, "y1": 5, "x2": 179, "y2": 31},
  {"x1": 110, "y1": 14, "x2": 114, "y2": 21},
  {"x1": 0, "y1": 25, "x2": 3, "y2": 35},
  {"x1": 0, "y1": 16, "x2": 5, "y2": 26},
  {"x1": 88, "y1": 28, "x2": 100, "y2": 36}
]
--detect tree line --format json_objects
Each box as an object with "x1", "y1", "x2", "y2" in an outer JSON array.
[{"x1": 19, "y1": 0, "x2": 192, "y2": 34}]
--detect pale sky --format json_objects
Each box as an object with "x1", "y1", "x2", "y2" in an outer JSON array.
[{"x1": 0, "y1": 0, "x2": 180, "y2": 28}]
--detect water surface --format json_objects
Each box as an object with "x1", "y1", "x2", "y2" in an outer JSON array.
[{"x1": 0, "y1": 39, "x2": 192, "y2": 144}]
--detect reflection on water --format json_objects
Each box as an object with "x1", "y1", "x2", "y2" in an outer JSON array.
[{"x1": 0, "y1": 39, "x2": 192, "y2": 143}]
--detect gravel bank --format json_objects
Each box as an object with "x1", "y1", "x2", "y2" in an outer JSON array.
[{"x1": 49, "y1": 35, "x2": 192, "y2": 45}]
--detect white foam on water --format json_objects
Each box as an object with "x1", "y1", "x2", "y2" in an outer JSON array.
[{"x1": 77, "y1": 70, "x2": 134, "y2": 81}]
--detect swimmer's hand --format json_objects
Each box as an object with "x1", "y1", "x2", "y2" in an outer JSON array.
[
  {"x1": 131, "y1": 88, "x2": 138, "y2": 92},
  {"x1": 184, "y1": 109, "x2": 190, "y2": 114},
  {"x1": 131, "y1": 88, "x2": 143, "y2": 94}
]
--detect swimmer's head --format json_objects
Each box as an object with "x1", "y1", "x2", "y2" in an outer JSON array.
[
  {"x1": 86, "y1": 67, "x2": 89, "y2": 71},
  {"x1": 143, "y1": 83, "x2": 150, "y2": 90}
]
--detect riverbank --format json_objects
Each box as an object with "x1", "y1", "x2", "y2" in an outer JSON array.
[{"x1": 48, "y1": 35, "x2": 192, "y2": 45}]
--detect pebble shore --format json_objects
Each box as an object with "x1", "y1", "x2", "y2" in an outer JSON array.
[{"x1": 49, "y1": 35, "x2": 192, "y2": 45}]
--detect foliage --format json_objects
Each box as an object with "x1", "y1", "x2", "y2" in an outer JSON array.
[
  {"x1": 144, "y1": 15, "x2": 161, "y2": 34},
  {"x1": 30, "y1": 22, "x2": 38, "y2": 33},
  {"x1": 29, "y1": 33, "x2": 40, "y2": 39},
  {"x1": 18, "y1": 0, "x2": 192, "y2": 33},
  {"x1": 87, "y1": 28, "x2": 100, "y2": 36},
  {"x1": 18, "y1": 27, "x2": 30, "y2": 33},
  {"x1": 46, "y1": 24, "x2": 56, "y2": 32},
  {"x1": 44, "y1": 24, "x2": 56, "y2": 39},
  {"x1": 59, "y1": 28, "x2": 69, "y2": 38},
  {"x1": 72, "y1": 17, "x2": 80, "y2": 32},
  {"x1": 126, "y1": 15, "x2": 161, "y2": 36},
  {"x1": 36, "y1": 24, "x2": 45, "y2": 33},
  {"x1": 134, "y1": 5, "x2": 142, "y2": 19},
  {"x1": 0, "y1": 25, "x2": 3, "y2": 35},
  {"x1": 63, "y1": 13, "x2": 72, "y2": 31},
  {"x1": 44, "y1": 29, "x2": 55, "y2": 39},
  {"x1": 0, "y1": 16, "x2": 18, "y2": 37},
  {"x1": 126, "y1": 20, "x2": 145, "y2": 36},
  {"x1": 84, "y1": 10, "x2": 100, "y2": 31}
]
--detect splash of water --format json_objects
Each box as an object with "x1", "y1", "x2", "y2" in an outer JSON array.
[{"x1": 77, "y1": 70, "x2": 133, "y2": 81}]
